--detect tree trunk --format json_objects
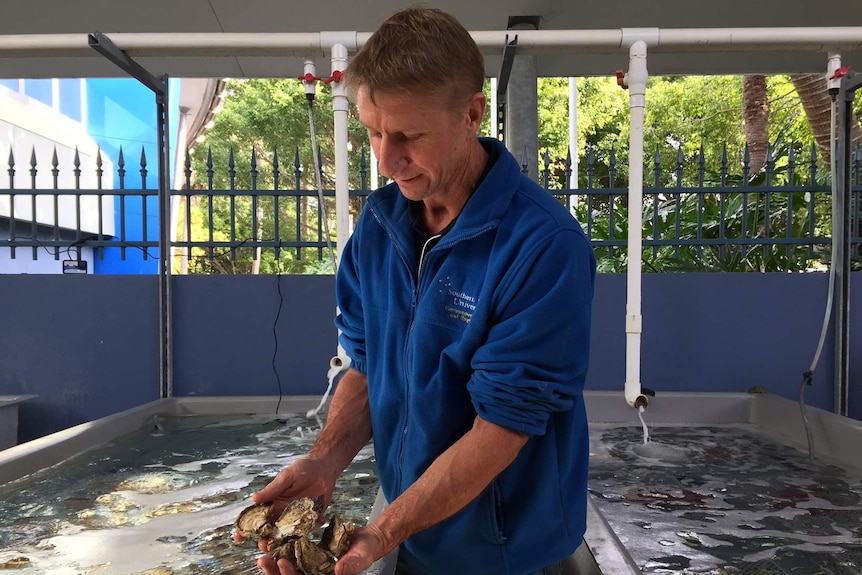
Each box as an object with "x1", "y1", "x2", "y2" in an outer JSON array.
[
  {"x1": 743, "y1": 75, "x2": 769, "y2": 175},
  {"x1": 791, "y1": 73, "x2": 862, "y2": 166}
]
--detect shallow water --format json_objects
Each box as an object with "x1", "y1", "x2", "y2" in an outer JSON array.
[
  {"x1": 0, "y1": 414, "x2": 379, "y2": 574},
  {"x1": 589, "y1": 424, "x2": 862, "y2": 574}
]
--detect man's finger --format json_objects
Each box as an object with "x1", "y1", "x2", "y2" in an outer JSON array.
[{"x1": 258, "y1": 553, "x2": 300, "y2": 575}]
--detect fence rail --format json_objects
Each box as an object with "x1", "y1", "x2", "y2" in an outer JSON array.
[{"x1": 2, "y1": 141, "x2": 861, "y2": 273}]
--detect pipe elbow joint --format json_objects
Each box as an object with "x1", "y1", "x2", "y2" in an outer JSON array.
[{"x1": 633, "y1": 394, "x2": 649, "y2": 409}]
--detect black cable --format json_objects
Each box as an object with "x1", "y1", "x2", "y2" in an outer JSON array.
[{"x1": 272, "y1": 271, "x2": 285, "y2": 414}]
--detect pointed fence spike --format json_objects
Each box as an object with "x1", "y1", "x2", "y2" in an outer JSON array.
[
  {"x1": 74, "y1": 147, "x2": 81, "y2": 168},
  {"x1": 118, "y1": 146, "x2": 126, "y2": 167},
  {"x1": 30, "y1": 147, "x2": 37, "y2": 167},
  {"x1": 140, "y1": 146, "x2": 147, "y2": 168},
  {"x1": 8, "y1": 147, "x2": 15, "y2": 169},
  {"x1": 206, "y1": 146, "x2": 214, "y2": 169},
  {"x1": 272, "y1": 147, "x2": 279, "y2": 169}
]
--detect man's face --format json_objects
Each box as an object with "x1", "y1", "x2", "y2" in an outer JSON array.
[{"x1": 356, "y1": 86, "x2": 486, "y2": 204}]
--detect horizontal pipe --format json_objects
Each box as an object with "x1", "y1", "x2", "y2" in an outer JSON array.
[{"x1": 0, "y1": 27, "x2": 860, "y2": 58}]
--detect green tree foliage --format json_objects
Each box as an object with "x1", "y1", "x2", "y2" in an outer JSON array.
[
  {"x1": 185, "y1": 79, "x2": 368, "y2": 274},
  {"x1": 189, "y1": 74, "x2": 857, "y2": 274}
]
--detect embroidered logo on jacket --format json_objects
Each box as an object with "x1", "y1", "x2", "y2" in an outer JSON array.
[{"x1": 443, "y1": 285, "x2": 477, "y2": 324}]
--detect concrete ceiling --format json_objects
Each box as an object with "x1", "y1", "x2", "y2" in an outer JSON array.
[{"x1": 1, "y1": 0, "x2": 861, "y2": 79}]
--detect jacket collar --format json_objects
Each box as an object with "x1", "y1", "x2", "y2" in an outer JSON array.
[{"x1": 368, "y1": 137, "x2": 520, "y2": 253}]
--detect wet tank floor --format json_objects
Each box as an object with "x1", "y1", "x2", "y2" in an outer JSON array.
[
  {"x1": 588, "y1": 424, "x2": 862, "y2": 575},
  {"x1": 0, "y1": 414, "x2": 379, "y2": 574}
]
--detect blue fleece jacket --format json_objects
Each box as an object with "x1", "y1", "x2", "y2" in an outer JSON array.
[{"x1": 335, "y1": 137, "x2": 596, "y2": 575}]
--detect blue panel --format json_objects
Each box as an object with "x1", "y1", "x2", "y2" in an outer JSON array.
[
  {"x1": 0, "y1": 275, "x2": 160, "y2": 443},
  {"x1": 172, "y1": 275, "x2": 338, "y2": 397},
  {"x1": 84, "y1": 78, "x2": 180, "y2": 275},
  {"x1": 0, "y1": 79, "x2": 19, "y2": 92},
  {"x1": 58, "y1": 79, "x2": 82, "y2": 122},
  {"x1": 23, "y1": 79, "x2": 52, "y2": 106},
  {"x1": 1, "y1": 273, "x2": 859, "y2": 442},
  {"x1": 586, "y1": 273, "x2": 838, "y2": 412}
]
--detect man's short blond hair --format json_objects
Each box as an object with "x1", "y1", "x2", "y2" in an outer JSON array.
[{"x1": 344, "y1": 7, "x2": 485, "y2": 104}]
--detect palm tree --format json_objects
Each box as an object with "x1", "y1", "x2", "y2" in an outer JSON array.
[
  {"x1": 790, "y1": 73, "x2": 862, "y2": 165},
  {"x1": 743, "y1": 75, "x2": 769, "y2": 174}
]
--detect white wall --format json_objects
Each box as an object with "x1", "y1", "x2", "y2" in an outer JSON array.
[{"x1": 0, "y1": 86, "x2": 115, "y2": 238}]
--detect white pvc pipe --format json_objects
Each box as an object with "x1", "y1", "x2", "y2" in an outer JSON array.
[
  {"x1": 490, "y1": 77, "x2": 498, "y2": 140},
  {"x1": 330, "y1": 43, "x2": 352, "y2": 379},
  {"x1": 1, "y1": 27, "x2": 861, "y2": 58},
  {"x1": 370, "y1": 147, "x2": 379, "y2": 190},
  {"x1": 568, "y1": 76, "x2": 578, "y2": 213},
  {"x1": 330, "y1": 43, "x2": 351, "y2": 267},
  {"x1": 624, "y1": 41, "x2": 649, "y2": 410}
]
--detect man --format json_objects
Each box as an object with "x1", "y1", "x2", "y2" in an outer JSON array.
[{"x1": 242, "y1": 7, "x2": 596, "y2": 575}]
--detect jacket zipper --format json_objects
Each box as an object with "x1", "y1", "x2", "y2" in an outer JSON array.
[
  {"x1": 369, "y1": 202, "x2": 498, "y2": 493},
  {"x1": 397, "y1": 232, "x2": 442, "y2": 489}
]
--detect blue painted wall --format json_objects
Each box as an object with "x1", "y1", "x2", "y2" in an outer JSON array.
[
  {"x1": 84, "y1": 78, "x2": 181, "y2": 275},
  {"x1": 1, "y1": 275, "x2": 160, "y2": 443},
  {"x1": 172, "y1": 275, "x2": 338, "y2": 398},
  {"x1": 1, "y1": 273, "x2": 859, "y2": 443}
]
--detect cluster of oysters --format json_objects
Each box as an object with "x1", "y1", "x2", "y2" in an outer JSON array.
[{"x1": 236, "y1": 496, "x2": 354, "y2": 575}]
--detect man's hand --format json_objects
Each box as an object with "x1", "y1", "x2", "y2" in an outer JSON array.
[
  {"x1": 332, "y1": 523, "x2": 393, "y2": 575},
  {"x1": 252, "y1": 523, "x2": 389, "y2": 575}
]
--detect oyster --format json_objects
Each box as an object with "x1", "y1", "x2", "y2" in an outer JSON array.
[
  {"x1": 235, "y1": 502, "x2": 274, "y2": 539},
  {"x1": 294, "y1": 535, "x2": 338, "y2": 575},
  {"x1": 320, "y1": 514, "x2": 354, "y2": 557},
  {"x1": 272, "y1": 497, "x2": 322, "y2": 542}
]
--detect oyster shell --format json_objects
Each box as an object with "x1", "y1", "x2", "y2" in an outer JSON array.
[
  {"x1": 271, "y1": 535, "x2": 337, "y2": 575},
  {"x1": 294, "y1": 535, "x2": 337, "y2": 575},
  {"x1": 320, "y1": 514, "x2": 354, "y2": 557},
  {"x1": 272, "y1": 497, "x2": 321, "y2": 542},
  {"x1": 235, "y1": 502, "x2": 274, "y2": 539}
]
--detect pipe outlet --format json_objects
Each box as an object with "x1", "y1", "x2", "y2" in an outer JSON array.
[{"x1": 327, "y1": 353, "x2": 351, "y2": 382}]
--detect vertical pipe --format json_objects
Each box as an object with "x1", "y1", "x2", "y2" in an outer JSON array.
[
  {"x1": 330, "y1": 43, "x2": 352, "y2": 371},
  {"x1": 331, "y1": 44, "x2": 350, "y2": 267},
  {"x1": 370, "y1": 147, "x2": 379, "y2": 190},
  {"x1": 625, "y1": 41, "x2": 649, "y2": 410},
  {"x1": 490, "y1": 77, "x2": 498, "y2": 140},
  {"x1": 568, "y1": 76, "x2": 579, "y2": 191}
]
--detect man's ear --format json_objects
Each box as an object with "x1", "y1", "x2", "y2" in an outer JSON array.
[{"x1": 466, "y1": 91, "x2": 486, "y2": 132}]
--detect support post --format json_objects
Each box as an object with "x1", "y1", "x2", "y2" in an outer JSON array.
[
  {"x1": 495, "y1": 35, "x2": 518, "y2": 145},
  {"x1": 833, "y1": 71, "x2": 861, "y2": 416},
  {"x1": 89, "y1": 32, "x2": 173, "y2": 399}
]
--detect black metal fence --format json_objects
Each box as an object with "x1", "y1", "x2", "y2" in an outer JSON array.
[{"x1": 2, "y1": 141, "x2": 861, "y2": 273}]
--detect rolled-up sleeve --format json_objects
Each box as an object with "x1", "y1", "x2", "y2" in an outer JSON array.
[{"x1": 468, "y1": 230, "x2": 595, "y2": 436}]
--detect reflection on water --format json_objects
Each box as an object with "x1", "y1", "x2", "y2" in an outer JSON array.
[
  {"x1": 589, "y1": 425, "x2": 862, "y2": 574},
  {"x1": 0, "y1": 414, "x2": 379, "y2": 574}
]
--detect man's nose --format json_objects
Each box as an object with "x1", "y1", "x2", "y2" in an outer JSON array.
[{"x1": 376, "y1": 137, "x2": 408, "y2": 177}]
